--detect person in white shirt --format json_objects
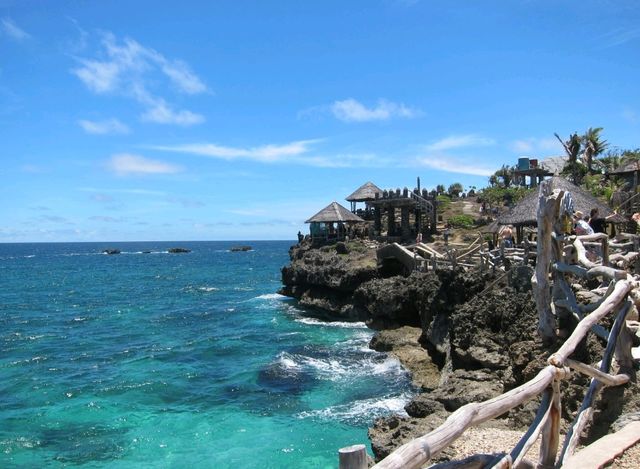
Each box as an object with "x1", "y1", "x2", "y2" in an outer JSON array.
[{"x1": 574, "y1": 211, "x2": 594, "y2": 236}]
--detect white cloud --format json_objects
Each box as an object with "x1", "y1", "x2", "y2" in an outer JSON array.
[
  {"x1": 424, "y1": 134, "x2": 495, "y2": 152},
  {"x1": 331, "y1": 98, "x2": 421, "y2": 122},
  {"x1": 106, "y1": 154, "x2": 182, "y2": 175},
  {"x1": 78, "y1": 118, "x2": 130, "y2": 135},
  {"x1": 598, "y1": 27, "x2": 640, "y2": 49},
  {"x1": 509, "y1": 137, "x2": 560, "y2": 155},
  {"x1": 416, "y1": 157, "x2": 494, "y2": 177},
  {"x1": 151, "y1": 139, "x2": 394, "y2": 168},
  {"x1": 140, "y1": 98, "x2": 205, "y2": 125},
  {"x1": 72, "y1": 32, "x2": 206, "y2": 125},
  {"x1": 150, "y1": 139, "x2": 320, "y2": 163},
  {"x1": 1, "y1": 18, "x2": 30, "y2": 42}
]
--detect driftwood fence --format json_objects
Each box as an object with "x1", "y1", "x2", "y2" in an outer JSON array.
[
  {"x1": 377, "y1": 237, "x2": 520, "y2": 273},
  {"x1": 342, "y1": 180, "x2": 639, "y2": 469}
]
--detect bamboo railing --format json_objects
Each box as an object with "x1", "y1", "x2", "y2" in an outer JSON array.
[{"x1": 340, "y1": 180, "x2": 639, "y2": 469}]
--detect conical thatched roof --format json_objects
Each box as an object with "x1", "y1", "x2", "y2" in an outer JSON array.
[
  {"x1": 609, "y1": 160, "x2": 640, "y2": 175},
  {"x1": 305, "y1": 201, "x2": 365, "y2": 223},
  {"x1": 498, "y1": 176, "x2": 625, "y2": 225},
  {"x1": 345, "y1": 181, "x2": 382, "y2": 202}
]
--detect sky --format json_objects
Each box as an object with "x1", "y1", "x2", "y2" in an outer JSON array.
[{"x1": 1, "y1": 0, "x2": 639, "y2": 242}]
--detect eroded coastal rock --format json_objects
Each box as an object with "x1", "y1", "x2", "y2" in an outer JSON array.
[{"x1": 279, "y1": 240, "x2": 640, "y2": 463}]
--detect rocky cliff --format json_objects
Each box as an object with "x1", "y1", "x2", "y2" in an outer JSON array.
[{"x1": 279, "y1": 240, "x2": 640, "y2": 462}]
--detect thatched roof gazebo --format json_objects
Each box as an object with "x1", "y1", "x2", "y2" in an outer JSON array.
[
  {"x1": 498, "y1": 176, "x2": 625, "y2": 242},
  {"x1": 305, "y1": 201, "x2": 364, "y2": 242},
  {"x1": 345, "y1": 181, "x2": 382, "y2": 213},
  {"x1": 346, "y1": 181, "x2": 382, "y2": 202}
]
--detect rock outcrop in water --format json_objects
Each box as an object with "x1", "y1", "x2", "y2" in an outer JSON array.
[{"x1": 279, "y1": 240, "x2": 640, "y2": 462}]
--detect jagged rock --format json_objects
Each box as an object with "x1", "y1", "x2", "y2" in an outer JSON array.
[
  {"x1": 102, "y1": 249, "x2": 120, "y2": 255},
  {"x1": 168, "y1": 247, "x2": 191, "y2": 253},
  {"x1": 335, "y1": 241, "x2": 349, "y2": 254},
  {"x1": 370, "y1": 326, "x2": 441, "y2": 390},
  {"x1": 230, "y1": 245, "x2": 252, "y2": 252},
  {"x1": 404, "y1": 395, "x2": 447, "y2": 418},
  {"x1": 508, "y1": 265, "x2": 533, "y2": 292},
  {"x1": 369, "y1": 414, "x2": 452, "y2": 462},
  {"x1": 429, "y1": 369, "x2": 504, "y2": 412}
]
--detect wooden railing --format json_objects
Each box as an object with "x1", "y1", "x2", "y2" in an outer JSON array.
[{"x1": 340, "y1": 180, "x2": 639, "y2": 469}]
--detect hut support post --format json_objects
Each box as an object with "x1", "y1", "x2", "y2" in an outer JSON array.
[
  {"x1": 374, "y1": 207, "x2": 382, "y2": 235},
  {"x1": 401, "y1": 207, "x2": 410, "y2": 239},
  {"x1": 387, "y1": 207, "x2": 395, "y2": 237}
]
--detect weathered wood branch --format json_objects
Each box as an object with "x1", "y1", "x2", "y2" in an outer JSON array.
[
  {"x1": 562, "y1": 422, "x2": 640, "y2": 469},
  {"x1": 559, "y1": 300, "x2": 632, "y2": 464},
  {"x1": 534, "y1": 182, "x2": 563, "y2": 343},
  {"x1": 564, "y1": 358, "x2": 630, "y2": 386},
  {"x1": 553, "y1": 262, "x2": 626, "y2": 281},
  {"x1": 538, "y1": 378, "x2": 561, "y2": 468},
  {"x1": 372, "y1": 366, "x2": 568, "y2": 469},
  {"x1": 548, "y1": 280, "x2": 631, "y2": 367},
  {"x1": 507, "y1": 388, "x2": 553, "y2": 468},
  {"x1": 573, "y1": 239, "x2": 598, "y2": 269}
]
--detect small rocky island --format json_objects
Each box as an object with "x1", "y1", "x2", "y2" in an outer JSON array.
[
  {"x1": 230, "y1": 245, "x2": 252, "y2": 252},
  {"x1": 102, "y1": 248, "x2": 121, "y2": 255},
  {"x1": 279, "y1": 238, "x2": 640, "y2": 463},
  {"x1": 168, "y1": 247, "x2": 191, "y2": 253}
]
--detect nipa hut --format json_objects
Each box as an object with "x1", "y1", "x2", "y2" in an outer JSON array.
[
  {"x1": 345, "y1": 181, "x2": 382, "y2": 216},
  {"x1": 305, "y1": 201, "x2": 364, "y2": 242},
  {"x1": 608, "y1": 160, "x2": 640, "y2": 191},
  {"x1": 498, "y1": 176, "x2": 626, "y2": 243}
]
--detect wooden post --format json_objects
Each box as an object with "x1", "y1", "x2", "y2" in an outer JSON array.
[
  {"x1": 539, "y1": 378, "x2": 561, "y2": 468},
  {"x1": 339, "y1": 444, "x2": 368, "y2": 469},
  {"x1": 533, "y1": 181, "x2": 563, "y2": 343}
]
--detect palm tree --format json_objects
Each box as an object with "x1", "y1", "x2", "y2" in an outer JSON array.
[
  {"x1": 555, "y1": 132, "x2": 585, "y2": 183},
  {"x1": 582, "y1": 127, "x2": 608, "y2": 173}
]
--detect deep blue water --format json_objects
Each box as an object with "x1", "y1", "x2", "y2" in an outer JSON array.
[{"x1": 0, "y1": 241, "x2": 413, "y2": 468}]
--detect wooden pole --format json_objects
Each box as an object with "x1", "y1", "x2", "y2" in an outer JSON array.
[
  {"x1": 533, "y1": 181, "x2": 562, "y2": 343},
  {"x1": 548, "y1": 280, "x2": 632, "y2": 367},
  {"x1": 339, "y1": 444, "x2": 368, "y2": 469},
  {"x1": 559, "y1": 300, "x2": 633, "y2": 464},
  {"x1": 538, "y1": 378, "x2": 561, "y2": 468}
]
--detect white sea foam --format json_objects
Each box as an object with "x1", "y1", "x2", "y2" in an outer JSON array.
[
  {"x1": 294, "y1": 317, "x2": 368, "y2": 329},
  {"x1": 297, "y1": 394, "x2": 411, "y2": 423},
  {"x1": 277, "y1": 353, "x2": 301, "y2": 371},
  {"x1": 255, "y1": 293, "x2": 286, "y2": 300}
]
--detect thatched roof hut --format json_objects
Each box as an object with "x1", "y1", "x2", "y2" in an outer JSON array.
[
  {"x1": 305, "y1": 202, "x2": 364, "y2": 223},
  {"x1": 346, "y1": 182, "x2": 382, "y2": 202},
  {"x1": 498, "y1": 176, "x2": 625, "y2": 226},
  {"x1": 608, "y1": 160, "x2": 640, "y2": 175}
]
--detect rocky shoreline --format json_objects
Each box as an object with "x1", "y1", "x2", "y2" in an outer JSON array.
[{"x1": 279, "y1": 240, "x2": 640, "y2": 463}]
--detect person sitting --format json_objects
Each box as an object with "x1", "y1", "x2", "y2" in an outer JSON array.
[
  {"x1": 574, "y1": 211, "x2": 594, "y2": 236},
  {"x1": 500, "y1": 225, "x2": 514, "y2": 248}
]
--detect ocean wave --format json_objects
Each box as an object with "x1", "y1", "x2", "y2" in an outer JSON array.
[
  {"x1": 296, "y1": 393, "x2": 411, "y2": 424},
  {"x1": 184, "y1": 285, "x2": 220, "y2": 293},
  {"x1": 274, "y1": 350, "x2": 407, "y2": 382},
  {"x1": 293, "y1": 317, "x2": 368, "y2": 329},
  {"x1": 255, "y1": 293, "x2": 286, "y2": 300}
]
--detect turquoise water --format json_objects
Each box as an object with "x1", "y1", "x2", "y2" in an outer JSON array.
[{"x1": 0, "y1": 241, "x2": 413, "y2": 468}]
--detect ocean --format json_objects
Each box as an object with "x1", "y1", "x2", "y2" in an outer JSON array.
[{"x1": 0, "y1": 241, "x2": 413, "y2": 468}]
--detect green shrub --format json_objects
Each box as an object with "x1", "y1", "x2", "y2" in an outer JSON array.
[
  {"x1": 448, "y1": 214, "x2": 475, "y2": 229},
  {"x1": 436, "y1": 194, "x2": 451, "y2": 211}
]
